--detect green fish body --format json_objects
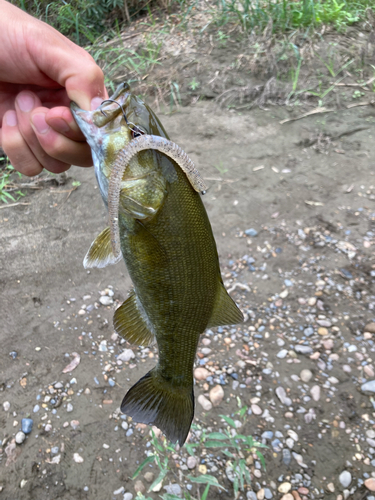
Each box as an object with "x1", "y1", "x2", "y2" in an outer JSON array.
[{"x1": 71, "y1": 84, "x2": 243, "y2": 445}]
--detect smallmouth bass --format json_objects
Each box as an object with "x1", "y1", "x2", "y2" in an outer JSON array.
[{"x1": 71, "y1": 84, "x2": 243, "y2": 445}]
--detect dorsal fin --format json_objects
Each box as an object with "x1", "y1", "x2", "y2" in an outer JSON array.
[{"x1": 207, "y1": 283, "x2": 244, "y2": 328}]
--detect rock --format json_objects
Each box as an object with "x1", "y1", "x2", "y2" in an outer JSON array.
[
  {"x1": 310, "y1": 385, "x2": 321, "y2": 401},
  {"x1": 257, "y1": 488, "x2": 265, "y2": 500},
  {"x1": 365, "y1": 479, "x2": 375, "y2": 491},
  {"x1": 245, "y1": 228, "x2": 258, "y2": 237},
  {"x1": 251, "y1": 404, "x2": 262, "y2": 415},
  {"x1": 67, "y1": 403, "x2": 73, "y2": 412},
  {"x1": 21, "y1": 418, "x2": 33, "y2": 434},
  {"x1": 123, "y1": 494, "x2": 133, "y2": 500},
  {"x1": 339, "y1": 471, "x2": 352, "y2": 488},
  {"x1": 194, "y1": 367, "x2": 210, "y2": 381},
  {"x1": 70, "y1": 420, "x2": 79, "y2": 430},
  {"x1": 247, "y1": 492, "x2": 257, "y2": 500},
  {"x1": 278, "y1": 482, "x2": 291, "y2": 494},
  {"x1": 113, "y1": 486, "x2": 125, "y2": 495},
  {"x1": 73, "y1": 453, "x2": 84, "y2": 463},
  {"x1": 144, "y1": 472, "x2": 154, "y2": 483},
  {"x1": 134, "y1": 480, "x2": 145, "y2": 494},
  {"x1": 295, "y1": 345, "x2": 313, "y2": 355},
  {"x1": 197, "y1": 395, "x2": 212, "y2": 411},
  {"x1": 164, "y1": 484, "x2": 181, "y2": 496},
  {"x1": 275, "y1": 386, "x2": 292, "y2": 406},
  {"x1": 318, "y1": 327, "x2": 328, "y2": 336},
  {"x1": 364, "y1": 322, "x2": 375, "y2": 333},
  {"x1": 298, "y1": 487, "x2": 309, "y2": 495},
  {"x1": 118, "y1": 349, "x2": 135, "y2": 362},
  {"x1": 364, "y1": 365, "x2": 375, "y2": 377},
  {"x1": 300, "y1": 369, "x2": 313, "y2": 382},
  {"x1": 361, "y1": 380, "x2": 375, "y2": 393},
  {"x1": 327, "y1": 483, "x2": 335, "y2": 492},
  {"x1": 280, "y1": 494, "x2": 294, "y2": 500},
  {"x1": 15, "y1": 431, "x2": 26, "y2": 444},
  {"x1": 99, "y1": 296, "x2": 113, "y2": 306},
  {"x1": 291, "y1": 492, "x2": 302, "y2": 500},
  {"x1": 209, "y1": 385, "x2": 224, "y2": 406},
  {"x1": 277, "y1": 349, "x2": 288, "y2": 359},
  {"x1": 187, "y1": 456, "x2": 197, "y2": 469}
]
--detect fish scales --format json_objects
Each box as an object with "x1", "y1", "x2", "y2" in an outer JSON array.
[{"x1": 71, "y1": 83, "x2": 243, "y2": 445}]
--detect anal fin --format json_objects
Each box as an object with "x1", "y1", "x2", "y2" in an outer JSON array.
[
  {"x1": 114, "y1": 291, "x2": 155, "y2": 347},
  {"x1": 83, "y1": 227, "x2": 122, "y2": 269},
  {"x1": 207, "y1": 283, "x2": 244, "y2": 328}
]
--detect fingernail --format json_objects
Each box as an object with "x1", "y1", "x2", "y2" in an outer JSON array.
[
  {"x1": 32, "y1": 113, "x2": 50, "y2": 134},
  {"x1": 91, "y1": 97, "x2": 103, "y2": 110},
  {"x1": 5, "y1": 110, "x2": 18, "y2": 127},
  {"x1": 50, "y1": 117, "x2": 70, "y2": 134},
  {"x1": 17, "y1": 93, "x2": 35, "y2": 113}
]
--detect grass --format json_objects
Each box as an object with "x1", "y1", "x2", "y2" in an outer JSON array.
[
  {"x1": 0, "y1": 157, "x2": 24, "y2": 204},
  {"x1": 213, "y1": 0, "x2": 374, "y2": 34},
  {"x1": 132, "y1": 399, "x2": 267, "y2": 499}
]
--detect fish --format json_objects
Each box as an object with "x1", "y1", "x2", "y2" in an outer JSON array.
[{"x1": 71, "y1": 83, "x2": 243, "y2": 445}]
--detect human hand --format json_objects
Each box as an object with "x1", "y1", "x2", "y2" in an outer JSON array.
[{"x1": 0, "y1": 0, "x2": 108, "y2": 176}]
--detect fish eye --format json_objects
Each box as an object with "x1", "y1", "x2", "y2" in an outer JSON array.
[{"x1": 130, "y1": 125, "x2": 146, "y2": 139}]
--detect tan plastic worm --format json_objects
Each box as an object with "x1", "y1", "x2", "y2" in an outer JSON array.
[{"x1": 108, "y1": 135, "x2": 207, "y2": 258}]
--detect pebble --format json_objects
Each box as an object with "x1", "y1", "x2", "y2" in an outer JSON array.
[
  {"x1": 73, "y1": 453, "x2": 84, "y2": 463},
  {"x1": 67, "y1": 403, "x2": 73, "y2": 412},
  {"x1": 300, "y1": 369, "x2": 313, "y2": 382},
  {"x1": 339, "y1": 471, "x2": 352, "y2": 488},
  {"x1": 164, "y1": 484, "x2": 181, "y2": 496},
  {"x1": 251, "y1": 404, "x2": 262, "y2": 415},
  {"x1": 365, "y1": 479, "x2": 375, "y2": 491},
  {"x1": 247, "y1": 492, "x2": 257, "y2": 500},
  {"x1": 198, "y1": 395, "x2": 212, "y2": 411},
  {"x1": 144, "y1": 472, "x2": 154, "y2": 483},
  {"x1": 3, "y1": 401, "x2": 10, "y2": 411},
  {"x1": 15, "y1": 431, "x2": 26, "y2": 444},
  {"x1": 21, "y1": 418, "x2": 33, "y2": 434},
  {"x1": 276, "y1": 386, "x2": 292, "y2": 406},
  {"x1": 123, "y1": 494, "x2": 133, "y2": 500},
  {"x1": 245, "y1": 228, "x2": 258, "y2": 237},
  {"x1": 113, "y1": 486, "x2": 125, "y2": 495},
  {"x1": 187, "y1": 456, "x2": 197, "y2": 469},
  {"x1": 318, "y1": 327, "x2": 328, "y2": 336},
  {"x1": 277, "y1": 349, "x2": 288, "y2": 359},
  {"x1": 118, "y1": 349, "x2": 135, "y2": 362},
  {"x1": 209, "y1": 385, "x2": 224, "y2": 406},
  {"x1": 278, "y1": 482, "x2": 291, "y2": 494},
  {"x1": 194, "y1": 367, "x2": 211, "y2": 380},
  {"x1": 361, "y1": 380, "x2": 375, "y2": 393},
  {"x1": 134, "y1": 480, "x2": 145, "y2": 494},
  {"x1": 294, "y1": 345, "x2": 313, "y2": 354},
  {"x1": 280, "y1": 494, "x2": 294, "y2": 500},
  {"x1": 99, "y1": 296, "x2": 113, "y2": 306},
  {"x1": 327, "y1": 483, "x2": 335, "y2": 492},
  {"x1": 257, "y1": 488, "x2": 265, "y2": 500},
  {"x1": 310, "y1": 385, "x2": 321, "y2": 401},
  {"x1": 364, "y1": 322, "x2": 375, "y2": 333}
]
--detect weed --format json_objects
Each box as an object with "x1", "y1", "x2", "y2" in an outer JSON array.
[
  {"x1": 188, "y1": 78, "x2": 200, "y2": 91},
  {"x1": 214, "y1": 162, "x2": 228, "y2": 175},
  {"x1": 0, "y1": 157, "x2": 24, "y2": 204}
]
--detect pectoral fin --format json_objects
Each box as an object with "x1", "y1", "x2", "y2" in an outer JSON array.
[
  {"x1": 83, "y1": 227, "x2": 122, "y2": 269},
  {"x1": 114, "y1": 291, "x2": 155, "y2": 347},
  {"x1": 207, "y1": 283, "x2": 244, "y2": 328}
]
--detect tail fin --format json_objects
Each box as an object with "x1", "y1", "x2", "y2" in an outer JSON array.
[{"x1": 121, "y1": 369, "x2": 194, "y2": 446}]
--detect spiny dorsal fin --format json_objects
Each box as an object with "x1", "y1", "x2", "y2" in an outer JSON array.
[
  {"x1": 114, "y1": 291, "x2": 155, "y2": 347},
  {"x1": 207, "y1": 283, "x2": 244, "y2": 328},
  {"x1": 121, "y1": 368, "x2": 194, "y2": 446},
  {"x1": 83, "y1": 227, "x2": 122, "y2": 269}
]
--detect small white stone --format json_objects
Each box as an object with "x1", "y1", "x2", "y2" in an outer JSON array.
[
  {"x1": 73, "y1": 453, "x2": 84, "y2": 463},
  {"x1": 117, "y1": 349, "x2": 135, "y2": 362},
  {"x1": 339, "y1": 471, "x2": 352, "y2": 488},
  {"x1": 278, "y1": 482, "x2": 291, "y2": 494},
  {"x1": 99, "y1": 296, "x2": 113, "y2": 306},
  {"x1": 15, "y1": 431, "x2": 26, "y2": 444},
  {"x1": 194, "y1": 367, "x2": 210, "y2": 381},
  {"x1": 197, "y1": 395, "x2": 212, "y2": 411},
  {"x1": 3, "y1": 401, "x2": 10, "y2": 411},
  {"x1": 209, "y1": 385, "x2": 224, "y2": 406},
  {"x1": 251, "y1": 404, "x2": 262, "y2": 415},
  {"x1": 300, "y1": 369, "x2": 313, "y2": 382},
  {"x1": 113, "y1": 486, "x2": 125, "y2": 495},
  {"x1": 310, "y1": 385, "x2": 321, "y2": 401},
  {"x1": 187, "y1": 456, "x2": 197, "y2": 469}
]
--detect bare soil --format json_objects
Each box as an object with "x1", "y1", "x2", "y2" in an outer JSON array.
[{"x1": 1, "y1": 32, "x2": 375, "y2": 500}]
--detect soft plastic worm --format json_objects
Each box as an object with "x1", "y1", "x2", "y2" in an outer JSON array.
[{"x1": 108, "y1": 134, "x2": 207, "y2": 257}]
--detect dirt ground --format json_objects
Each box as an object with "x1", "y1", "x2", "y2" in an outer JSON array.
[{"x1": 2, "y1": 29, "x2": 375, "y2": 500}]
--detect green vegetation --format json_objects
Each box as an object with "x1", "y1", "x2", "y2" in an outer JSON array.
[
  {"x1": 214, "y1": 0, "x2": 373, "y2": 33},
  {"x1": 0, "y1": 158, "x2": 24, "y2": 204},
  {"x1": 132, "y1": 400, "x2": 267, "y2": 499}
]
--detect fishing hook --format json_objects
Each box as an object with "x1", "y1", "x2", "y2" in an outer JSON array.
[{"x1": 99, "y1": 99, "x2": 146, "y2": 137}]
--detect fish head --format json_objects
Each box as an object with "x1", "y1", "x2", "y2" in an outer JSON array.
[{"x1": 71, "y1": 83, "x2": 169, "y2": 202}]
